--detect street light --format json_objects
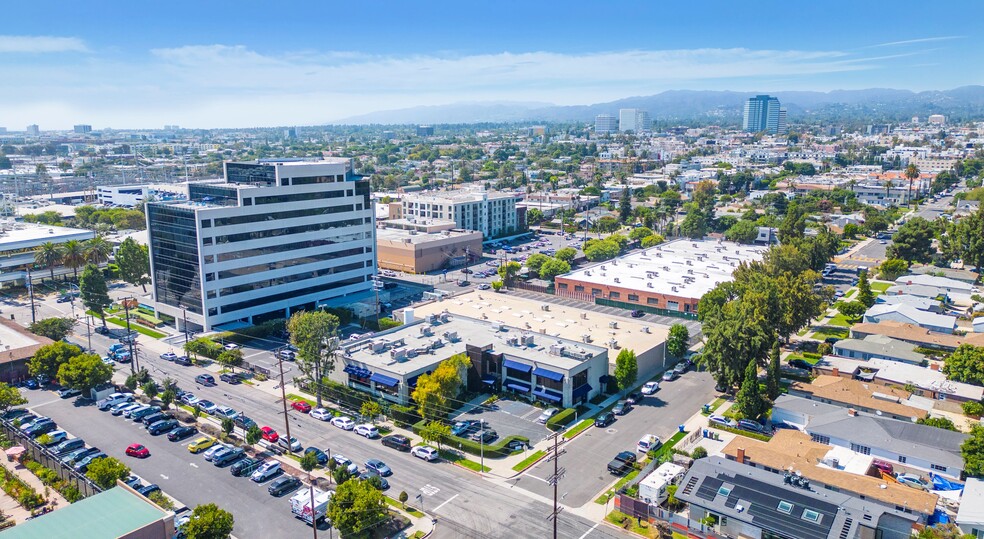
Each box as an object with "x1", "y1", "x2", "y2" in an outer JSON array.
[{"x1": 66, "y1": 283, "x2": 91, "y2": 352}]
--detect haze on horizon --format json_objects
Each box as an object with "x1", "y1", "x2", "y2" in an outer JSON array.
[{"x1": 1, "y1": 0, "x2": 981, "y2": 130}]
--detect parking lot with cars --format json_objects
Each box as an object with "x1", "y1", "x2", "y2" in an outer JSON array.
[{"x1": 451, "y1": 398, "x2": 552, "y2": 446}]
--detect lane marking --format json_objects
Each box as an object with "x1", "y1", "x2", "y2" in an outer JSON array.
[
  {"x1": 189, "y1": 462, "x2": 198, "y2": 468},
  {"x1": 160, "y1": 474, "x2": 169, "y2": 480},
  {"x1": 420, "y1": 484, "x2": 440, "y2": 496},
  {"x1": 432, "y1": 493, "x2": 459, "y2": 513},
  {"x1": 523, "y1": 474, "x2": 549, "y2": 483},
  {"x1": 578, "y1": 523, "x2": 599, "y2": 539},
  {"x1": 29, "y1": 398, "x2": 63, "y2": 409}
]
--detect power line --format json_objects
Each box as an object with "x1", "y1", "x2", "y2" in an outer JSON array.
[{"x1": 544, "y1": 431, "x2": 566, "y2": 539}]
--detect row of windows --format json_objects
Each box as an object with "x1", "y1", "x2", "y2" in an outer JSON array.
[
  {"x1": 254, "y1": 189, "x2": 352, "y2": 206},
  {"x1": 289, "y1": 175, "x2": 345, "y2": 185},
  {"x1": 213, "y1": 217, "x2": 369, "y2": 244},
  {"x1": 220, "y1": 275, "x2": 367, "y2": 315},
  {"x1": 216, "y1": 261, "x2": 368, "y2": 297},
  {"x1": 207, "y1": 203, "x2": 357, "y2": 227},
  {"x1": 216, "y1": 246, "x2": 368, "y2": 280}
]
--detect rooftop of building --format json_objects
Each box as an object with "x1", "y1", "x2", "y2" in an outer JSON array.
[
  {"x1": 816, "y1": 355, "x2": 984, "y2": 402},
  {"x1": 231, "y1": 157, "x2": 351, "y2": 167},
  {"x1": 850, "y1": 320, "x2": 984, "y2": 350},
  {"x1": 341, "y1": 312, "x2": 607, "y2": 376},
  {"x1": 788, "y1": 375, "x2": 927, "y2": 419},
  {"x1": 957, "y1": 478, "x2": 984, "y2": 526},
  {"x1": 832, "y1": 334, "x2": 926, "y2": 363},
  {"x1": 0, "y1": 221, "x2": 94, "y2": 250},
  {"x1": 1, "y1": 484, "x2": 172, "y2": 539},
  {"x1": 721, "y1": 430, "x2": 939, "y2": 515},
  {"x1": 403, "y1": 189, "x2": 518, "y2": 203},
  {"x1": 376, "y1": 226, "x2": 481, "y2": 245},
  {"x1": 556, "y1": 238, "x2": 767, "y2": 299},
  {"x1": 409, "y1": 290, "x2": 668, "y2": 360}
]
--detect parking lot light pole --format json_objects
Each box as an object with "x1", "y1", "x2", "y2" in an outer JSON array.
[{"x1": 122, "y1": 298, "x2": 138, "y2": 374}]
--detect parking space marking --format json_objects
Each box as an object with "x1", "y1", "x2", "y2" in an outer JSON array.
[
  {"x1": 420, "y1": 484, "x2": 440, "y2": 496},
  {"x1": 432, "y1": 493, "x2": 458, "y2": 512},
  {"x1": 189, "y1": 462, "x2": 199, "y2": 468},
  {"x1": 578, "y1": 523, "x2": 600, "y2": 539}
]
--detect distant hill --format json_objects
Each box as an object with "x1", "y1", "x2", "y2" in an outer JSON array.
[{"x1": 330, "y1": 86, "x2": 984, "y2": 125}]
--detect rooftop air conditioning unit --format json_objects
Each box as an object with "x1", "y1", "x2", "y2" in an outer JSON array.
[
  {"x1": 672, "y1": 286, "x2": 678, "y2": 292},
  {"x1": 371, "y1": 341, "x2": 387, "y2": 353},
  {"x1": 522, "y1": 335, "x2": 535, "y2": 346},
  {"x1": 390, "y1": 348, "x2": 407, "y2": 361},
  {"x1": 601, "y1": 265, "x2": 607, "y2": 270},
  {"x1": 541, "y1": 304, "x2": 550, "y2": 311},
  {"x1": 614, "y1": 277, "x2": 620, "y2": 283},
  {"x1": 609, "y1": 321, "x2": 618, "y2": 329},
  {"x1": 420, "y1": 326, "x2": 433, "y2": 336},
  {"x1": 507, "y1": 336, "x2": 519, "y2": 346},
  {"x1": 491, "y1": 322, "x2": 503, "y2": 332},
  {"x1": 440, "y1": 312, "x2": 451, "y2": 322},
  {"x1": 642, "y1": 326, "x2": 650, "y2": 334},
  {"x1": 443, "y1": 331, "x2": 459, "y2": 342},
  {"x1": 580, "y1": 312, "x2": 587, "y2": 319}
]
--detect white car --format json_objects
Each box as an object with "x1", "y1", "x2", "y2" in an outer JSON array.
[
  {"x1": 97, "y1": 393, "x2": 133, "y2": 411},
  {"x1": 477, "y1": 283, "x2": 491, "y2": 290},
  {"x1": 309, "y1": 408, "x2": 333, "y2": 421},
  {"x1": 331, "y1": 454, "x2": 359, "y2": 474},
  {"x1": 410, "y1": 446, "x2": 439, "y2": 462},
  {"x1": 223, "y1": 343, "x2": 240, "y2": 351},
  {"x1": 203, "y1": 444, "x2": 229, "y2": 462},
  {"x1": 331, "y1": 416, "x2": 355, "y2": 430},
  {"x1": 536, "y1": 408, "x2": 559, "y2": 424},
  {"x1": 251, "y1": 460, "x2": 281, "y2": 482},
  {"x1": 354, "y1": 424, "x2": 379, "y2": 439},
  {"x1": 641, "y1": 381, "x2": 660, "y2": 395},
  {"x1": 160, "y1": 352, "x2": 177, "y2": 361}
]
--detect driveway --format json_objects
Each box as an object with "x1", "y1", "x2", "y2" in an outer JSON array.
[{"x1": 452, "y1": 398, "x2": 552, "y2": 445}]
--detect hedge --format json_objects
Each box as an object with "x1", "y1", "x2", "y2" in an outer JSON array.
[
  {"x1": 545, "y1": 408, "x2": 577, "y2": 431},
  {"x1": 411, "y1": 419, "x2": 528, "y2": 459},
  {"x1": 390, "y1": 404, "x2": 422, "y2": 427},
  {"x1": 211, "y1": 319, "x2": 286, "y2": 345},
  {"x1": 710, "y1": 424, "x2": 772, "y2": 442}
]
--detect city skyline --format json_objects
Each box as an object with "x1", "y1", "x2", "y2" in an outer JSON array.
[{"x1": 1, "y1": 0, "x2": 981, "y2": 128}]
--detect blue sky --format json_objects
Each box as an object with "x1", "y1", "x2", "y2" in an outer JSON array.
[{"x1": 2, "y1": 0, "x2": 981, "y2": 128}]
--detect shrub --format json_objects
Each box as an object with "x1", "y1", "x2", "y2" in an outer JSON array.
[
  {"x1": 802, "y1": 352, "x2": 822, "y2": 360},
  {"x1": 691, "y1": 446, "x2": 708, "y2": 459},
  {"x1": 817, "y1": 343, "x2": 832, "y2": 356},
  {"x1": 390, "y1": 404, "x2": 421, "y2": 427},
  {"x1": 545, "y1": 408, "x2": 577, "y2": 431},
  {"x1": 963, "y1": 400, "x2": 984, "y2": 418},
  {"x1": 411, "y1": 420, "x2": 528, "y2": 458}
]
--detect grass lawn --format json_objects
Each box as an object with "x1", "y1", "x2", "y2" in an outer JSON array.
[
  {"x1": 511, "y1": 450, "x2": 546, "y2": 473},
  {"x1": 813, "y1": 326, "x2": 849, "y2": 339},
  {"x1": 701, "y1": 397, "x2": 726, "y2": 416},
  {"x1": 787, "y1": 353, "x2": 821, "y2": 366},
  {"x1": 384, "y1": 496, "x2": 425, "y2": 518},
  {"x1": 827, "y1": 313, "x2": 857, "y2": 328},
  {"x1": 454, "y1": 458, "x2": 490, "y2": 473},
  {"x1": 286, "y1": 393, "x2": 318, "y2": 408},
  {"x1": 563, "y1": 419, "x2": 593, "y2": 440},
  {"x1": 797, "y1": 326, "x2": 812, "y2": 336},
  {"x1": 104, "y1": 317, "x2": 167, "y2": 338},
  {"x1": 871, "y1": 281, "x2": 891, "y2": 292},
  {"x1": 605, "y1": 510, "x2": 651, "y2": 536},
  {"x1": 595, "y1": 469, "x2": 640, "y2": 504}
]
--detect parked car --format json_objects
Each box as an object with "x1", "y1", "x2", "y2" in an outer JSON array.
[
  {"x1": 74, "y1": 452, "x2": 107, "y2": 473},
  {"x1": 148, "y1": 419, "x2": 179, "y2": 436},
  {"x1": 410, "y1": 446, "x2": 439, "y2": 462},
  {"x1": 381, "y1": 434, "x2": 412, "y2": 452},
  {"x1": 260, "y1": 426, "x2": 279, "y2": 443},
  {"x1": 330, "y1": 455, "x2": 359, "y2": 474},
  {"x1": 788, "y1": 359, "x2": 814, "y2": 370},
  {"x1": 354, "y1": 424, "x2": 379, "y2": 439},
  {"x1": 364, "y1": 459, "x2": 392, "y2": 477},
  {"x1": 309, "y1": 408, "x2": 333, "y2": 422},
  {"x1": 613, "y1": 400, "x2": 632, "y2": 415},
  {"x1": 359, "y1": 471, "x2": 390, "y2": 490},
  {"x1": 637, "y1": 434, "x2": 662, "y2": 453},
  {"x1": 140, "y1": 412, "x2": 168, "y2": 427},
  {"x1": 594, "y1": 412, "x2": 615, "y2": 428},
  {"x1": 234, "y1": 415, "x2": 257, "y2": 430},
  {"x1": 303, "y1": 447, "x2": 328, "y2": 465},
  {"x1": 131, "y1": 406, "x2": 162, "y2": 421},
  {"x1": 57, "y1": 387, "x2": 81, "y2": 399},
  {"x1": 277, "y1": 350, "x2": 295, "y2": 361},
  {"x1": 737, "y1": 419, "x2": 767, "y2": 434},
  {"x1": 137, "y1": 484, "x2": 161, "y2": 497},
  {"x1": 203, "y1": 444, "x2": 229, "y2": 462},
  {"x1": 188, "y1": 437, "x2": 215, "y2": 454},
  {"x1": 897, "y1": 473, "x2": 929, "y2": 490},
  {"x1": 673, "y1": 362, "x2": 688, "y2": 375},
  {"x1": 277, "y1": 436, "x2": 302, "y2": 452},
  {"x1": 607, "y1": 451, "x2": 637, "y2": 475},
  {"x1": 41, "y1": 431, "x2": 68, "y2": 446},
  {"x1": 174, "y1": 356, "x2": 193, "y2": 366},
  {"x1": 223, "y1": 343, "x2": 239, "y2": 351},
  {"x1": 195, "y1": 401, "x2": 217, "y2": 415},
  {"x1": 231, "y1": 457, "x2": 261, "y2": 477},
  {"x1": 167, "y1": 426, "x2": 197, "y2": 442},
  {"x1": 194, "y1": 374, "x2": 215, "y2": 386},
  {"x1": 641, "y1": 381, "x2": 660, "y2": 395},
  {"x1": 54, "y1": 438, "x2": 85, "y2": 455},
  {"x1": 123, "y1": 405, "x2": 149, "y2": 419},
  {"x1": 213, "y1": 447, "x2": 245, "y2": 467},
  {"x1": 126, "y1": 444, "x2": 150, "y2": 458},
  {"x1": 537, "y1": 408, "x2": 559, "y2": 424},
  {"x1": 469, "y1": 429, "x2": 497, "y2": 443},
  {"x1": 625, "y1": 392, "x2": 643, "y2": 405},
  {"x1": 630, "y1": 310, "x2": 645, "y2": 318},
  {"x1": 213, "y1": 406, "x2": 238, "y2": 421},
  {"x1": 179, "y1": 393, "x2": 200, "y2": 406},
  {"x1": 62, "y1": 447, "x2": 97, "y2": 465},
  {"x1": 219, "y1": 373, "x2": 241, "y2": 384},
  {"x1": 98, "y1": 393, "x2": 133, "y2": 411},
  {"x1": 291, "y1": 401, "x2": 312, "y2": 413},
  {"x1": 268, "y1": 475, "x2": 301, "y2": 496},
  {"x1": 331, "y1": 416, "x2": 355, "y2": 430},
  {"x1": 871, "y1": 459, "x2": 894, "y2": 476},
  {"x1": 661, "y1": 371, "x2": 678, "y2": 381},
  {"x1": 160, "y1": 352, "x2": 177, "y2": 362},
  {"x1": 708, "y1": 415, "x2": 738, "y2": 429}
]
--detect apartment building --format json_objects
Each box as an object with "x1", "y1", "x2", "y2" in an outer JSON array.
[
  {"x1": 401, "y1": 190, "x2": 519, "y2": 238},
  {"x1": 147, "y1": 158, "x2": 376, "y2": 332}
]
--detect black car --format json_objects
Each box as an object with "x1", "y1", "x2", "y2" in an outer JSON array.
[
  {"x1": 607, "y1": 451, "x2": 637, "y2": 475},
  {"x1": 381, "y1": 434, "x2": 411, "y2": 452},
  {"x1": 625, "y1": 392, "x2": 643, "y2": 405},
  {"x1": 230, "y1": 457, "x2": 260, "y2": 477},
  {"x1": 594, "y1": 412, "x2": 615, "y2": 428},
  {"x1": 788, "y1": 359, "x2": 813, "y2": 370},
  {"x1": 148, "y1": 419, "x2": 178, "y2": 435},
  {"x1": 630, "y1": 310, "x2": 645, "y2": 318},
  {"x1": 234, "y1": 415, "x2": 257, "y2": 430},
  {"x1": 141, "y1": 412, "x2": 168, "y2": 427},
  {"x1": 174, "y1": 356, "x2": 193, "y2": 366},
  {"x1": 219, "y1": 373, "x2": 241, "y2": 384},
  {"x1": 612, "y1": 400, "x2": 632, "y2": 415},
  {"x1": 267, "y1": 475, "x2": 301, "y2": 496},
  {"x1": 167, "y1": 426, "x2": 197, "y2": 442},
  {"x1": 137, "y1": 484, "x2": 161, "y2": 497},
  {"x1": 94, "y1": 325, "x2": 110, "y2": 335}
]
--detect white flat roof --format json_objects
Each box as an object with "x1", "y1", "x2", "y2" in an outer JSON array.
[
  {"x1": 559, "y1": 239, "x2": 767, "y2": 299},
  {"x1": 0, "y1": 321, "x2": 41, "y2": 350},
  {"x1": 0, "y1": 222, "x2": 94, "y2": 252},
  {"x1": 957, "y1": 478, "x2": 984, "y2": 525}
]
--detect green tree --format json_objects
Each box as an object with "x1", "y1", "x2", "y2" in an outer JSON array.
[
  {"x1": 398, "y1": 490, "x2": 409, "y2": 508},
  {"x1": 491, "y1": 280, "x2": 503, "y2": 292},
  {"x1": 496, "y1": 261, "x2": 521, "y2": 285},
  {"x1": 160, "y1": 389, "x2": 176, "y2": 410},
  {"x1": 943, "y1": 344, "x2": 984, "y2": 385},
  {"x1": 141, "y1": 380, "x2": 159, "y2": 399},
  {"x1": 327, "y1": 477, "x2": 387, "y2": 538},
  {"x1": 724, "y1": 220, "x2": 759, "y2": 244},
  {"x1": 85, "y1": 456, "x2": 130, "y2": 489},
  {"x1": 60, "y1": 240, "x2": 87, "y2": 281},
  {"x1": 766, "y1": 340, "x2": 781, "y2": 401},
  {"x1": 411, "y1": 353, "x2": 471, "y2": 421},
  {"x1": 878, "y1": 258, "x2": 909, "y2": 280},
  {"x1": 679, "y1": 207, "x2": 708, "y2": 238},
  {"x1": 667, "y1": 324, "x2": 690, "y2": 358},
  {"x1": 538, "y1": 258, "x2": 571, "y2": 281},
  {"x1": 116, "y1": 238, "x2": 151, "y2": 292},
  {"x1": 583, "y1": 239, "x2": 620, "y2": 262},
  {"x1": 524, "y1": 253, "x2": 551, "y2": 275},
  {"x1": 29, "y1": 341, "x2": 84, "y2": 379},
  {"x1": 216, "y1": 349, "x2": 243, "y2": 371},
  {"x1": 57, "y1": 353, "x2": 113, "y2": 394},
  {"x1": 734, "y1": 359, "x2": 765, "y2": 420},
  {"x1": 916, "y1": 416, "x2": 958, "y2": 431},
  {"x1": 939, "y1": 206, "x2": 984, "y2": 272},
  {"x1": 614, "y1": 349, "x2": 638, "y2": 390},
  {"x1": 184, "y1": 503, "x2": 235, "y2": 539},
  {"x1": 28, "y1": 317, "x2": 77, "y2": 341},
  {"x1": 221, "y1": 418, "x2": 234, "y2": 437},
  {"x1": 526, "y1": 207, "x2": 544, "y2": 225},
  {"x1": 0, "y1": 383, "x2": 27, "y2": 414},
  {"x1": 963, "y1": 401, "x2": 984, "y2": 418},
  {"x1": 554, "y1": 247, "x2": 577, "y2": 264},
  {"x1": 629, "y1": 226, "x2": 653, "y2": 241},
  {"x1": 332, "y1": 466, "x2": 352, "y2": 485},
  {"x1": 79, "y1": 263, "x2": 112, "y2": 327},
  {"x1": 856, "y1": 269, "x2": 875, "y2": 308},
  {"x1": 619, "y1": 187, "x2": 632, "y2": 223},
  {"x1": 288, "y1": 310, "x2": 340, "y2": 407},
  {"x1": 360, "y1": 400, "x2": 381, "y2": 424},
  {"x1": 245, "y1": 424, "x2": 261, "y2": 445},
  {"x1": 419, "y1": 420, "x2": 451, "y2": 449},
  {"x1": 34, "y1": 241, "x2": 63, "y2": 281},
  {"x1": 961, "y1": 425, "x2": 984, "y2": 477},
  {"x1": 887, "y1": 217, "x2": 936, "y2": 263},
  {"x1": 691, "y1": 446, "x2": 708, "y2": 459},
  {"x1": 640, "y1": 234, "x2": 665, "y2": 248},
  {"x1": 84, "y1": 236, "x2": 113, "y2": 265},
  {"x1": 837, "y1": 301, "x2": 867, "y2": 322}
]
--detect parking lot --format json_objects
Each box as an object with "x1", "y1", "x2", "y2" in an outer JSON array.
[
  {"x1": 452, "y1": 398, "x2": 552, "y2": 446},
  {"x1": 512, "y1": 367, "x2": 717, "y2": 507}
]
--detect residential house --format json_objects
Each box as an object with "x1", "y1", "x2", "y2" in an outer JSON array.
[
  {"x1": 873, "y1": 294, "x2": 940, "y2": 312},
  {"x1": 787, "y1": 375, "x2": 928, "y2": 421},
  {"x1": 850, "y1": 321, "x2": 984, "y2": 352},
  {"x1": 816, "y1": 356, "x2": 984, "y2": 407},
  {"x1": 863, "y1": 303, "x2": 956, "y2": 334},
  {"x1": 832, "y1": 334, "x2": 926, "y2": 365},
  {"x1": 956, "y1": 478, "x2": 984, "y2": 538}
]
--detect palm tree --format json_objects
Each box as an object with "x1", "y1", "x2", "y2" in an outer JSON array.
[
  {"x1": 34, "y1": 242, "x2": 62, "y2": 281},
  {"x1": 84, "y1": 236, "x2": 113, "y2": 265},
  {"x1": 60, "y1": 240, "x2": 86, "y2": 281},
  {"x1": 904, "y1": 164, "x2": 920, "y2": 208}
]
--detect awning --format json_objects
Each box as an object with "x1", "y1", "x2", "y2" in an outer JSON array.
[
  {"x1": 407, "y1": 375, "x2": 420, "y2": 388},
  {"x1": 370, "y1": 373, "x2": 400, "y2": 388},
  {"x1": 505, "y1": 382, "x2": 531, "y2": 393},
  {"x1": 533, "y1": 367, "x2": 564, "y2": 382},
  {"x1": 4, "y1": 446, "x2": 25, "y2": 458},
  {"x1": 345, "y1": 365, "x2": 371, "y2": 378},
  {"x1": 343, "y1": 365, "x2": 358, "y2": 375},
  {"x1": 503, "y1": 359, "x2": 532, "y2": 373},
  {"x1": 533, "y1": 388, "x2": 563, "y2": 403},
  {"x1": 572, "y1": 383, "x2": 592, "y2": 399},
  {"x1": 482, "y1": 375, "x2": 498, "y2": 386}
]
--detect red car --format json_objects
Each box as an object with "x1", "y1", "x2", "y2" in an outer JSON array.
[
  {"x1": 291, "y1": 401, "x2": 312, "y2": 413},
  {"x1": 125, "y1": 443, "x2": 150, "y2": 458},
  {"x1": 260, "y1": 426, "x2": 279, "y2": 443}
]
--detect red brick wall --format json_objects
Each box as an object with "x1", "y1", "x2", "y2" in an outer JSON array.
[{"x1": 554, "y1": 277, "x2": 698, "y2": 313}]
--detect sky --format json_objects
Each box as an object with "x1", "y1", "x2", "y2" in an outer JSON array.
[{"x1": 1, "y1": 0, "x2": 982, "y2": 129}]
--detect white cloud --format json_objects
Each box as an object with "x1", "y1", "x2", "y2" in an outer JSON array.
[
  {"x1": 868, "y1": 36, "x2": 964, "y2": 48},
  {"x1": 0, "y1": 35, "x2": 88, "y2": 53}
]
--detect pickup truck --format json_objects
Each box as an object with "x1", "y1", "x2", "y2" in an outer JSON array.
[{"x1": 607, "y1": 451, "x2": 637, "y2": 475}]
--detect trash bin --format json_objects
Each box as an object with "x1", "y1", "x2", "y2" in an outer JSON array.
[
  {"x1": 702, "y1": 429, "x2": 709, "y2": 438},
  {"x1": 678, "y1": 424, "x2": 685, "y2": 433},
  {"x1": 702, "y1": 404, "x2": 710, "y2": 413}
]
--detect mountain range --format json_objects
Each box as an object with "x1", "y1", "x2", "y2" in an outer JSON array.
[{"x1": 331, "y1": 86, "x2": 984, "y2": 125}]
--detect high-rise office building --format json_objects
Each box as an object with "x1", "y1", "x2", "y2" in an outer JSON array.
[
  {"x1": 742, "y1": 95, "x2": 787, "y2": 134},
  {"x1": 595, "y1": 115, "x2": 618, "y2": 133},
  {"x1": 73, "y1": 125, "x2": 92, "y2": 134},
  {"x1": 147, "y1": 158, "x2": 376, "y2": 332},
  {"x1": 618, "y1": 109, "x2": 651, "y2": 133},
  {"x1": 25, "y1": 125, "x2": 39, "y2": 137},
  {"x1": 416, "y1": 125, "x2": 434, "y2": 137}
]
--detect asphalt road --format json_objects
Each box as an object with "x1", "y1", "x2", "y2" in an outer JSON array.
[{"x1": 514, "y1": 368, "x2": 716, "y2": 507}]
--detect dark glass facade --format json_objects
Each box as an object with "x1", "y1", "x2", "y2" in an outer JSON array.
[
  {"x1": 147, "y1": 204, "x2": 202, "y2": 314},
  {"x1": 225, "y1": 163, "x2": 277, "y2": 185}
]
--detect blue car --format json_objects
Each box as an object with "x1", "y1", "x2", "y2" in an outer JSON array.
[{"x1": 303, "y1": 447, "x2": 328, "y2": 465}]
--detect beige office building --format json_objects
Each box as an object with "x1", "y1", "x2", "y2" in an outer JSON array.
[{"x1": 376, "y1": 219, "x2": 482, "y2": 274}]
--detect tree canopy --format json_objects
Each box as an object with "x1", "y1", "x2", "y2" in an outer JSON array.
[
  {"x1": 326, "y1": 477, "x2": 387, "y2": 538},
  {"x1": 411, "y1": 353, "x2": 471, "y2": 421},
  {"x1": 57, "y1": 353, "x2": 113, "y2": 394},
  {"x1": 85, "y1": 456, "x2": 130, "y2": 489},
  {"x1": 666, "y1": 324, "x2": 689, "y2": 359},
  {"x1": 184, "y1": 503, "x2": 235, "y2": 539},
  {"x1": 887, "y1": 217, "x2": 937, "y2": 263},
  {"x1": 29, "y1": 317, "x2": 77, "y2": 342},
  {"x1": 614, "y1": 349, "x2": 638, "y2": 390},
  {"x1": 79, "y1": 264, "x2": 112, "y2": 325},
  {"x1": 943, "y1": 345, "x2": 984, "y2": 386},
  {"x1": 29, "y1": 341, "x2": 85, "y2": 379},
  {"x1": 288, "y1": 310, "x2": 340, "y2": 406},
  {"x1": 116, "y1": 238, "x2": 151, "y2": 292},
  {"x1": 538, "y1": 258, "x2": 571, "y2": 281},
  {"x1": 961, "y1": 425, "x2": 984, "y2": 478}
]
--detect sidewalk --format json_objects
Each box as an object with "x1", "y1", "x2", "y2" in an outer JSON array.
[{"x1": 0, "y1": 454, "x2": 69, "y2": 523}]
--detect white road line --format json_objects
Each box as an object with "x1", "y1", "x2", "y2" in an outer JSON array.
[
  {"x1": 432, "y1": 493, "x2": 459, "y2": 513},
  {"x1": 160, "y1": 474, "x2": 169, "y2": 480},
  {"x1": 189, "y1": 462, "x2": 198, "y2": 468},
  {"x1": 523, "y1": 474, "x2": 549, "y2": 483},
  {"x1": 577, "y1": 523, "x2": 599, "y2": 539},
  {"x1": 29, "y1": 398, "x2": 64, "y2": 409}
]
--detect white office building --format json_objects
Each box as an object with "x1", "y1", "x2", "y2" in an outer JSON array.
[
  {"x1": 595, "y1": 114, "x2": 618, "y2": 133},
  {"x1": 147, "y1": 158, "x2": 376, "y2": 332},
  {"x1": 401, "y1": 190, "x2": 519, "y2": 238},
  {"x1": 619, "y1": 109, "x2": 652, "y2": 133}
]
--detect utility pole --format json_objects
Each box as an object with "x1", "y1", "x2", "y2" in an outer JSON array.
[
  {"x1": 182, "y1": 308, "x2": 189, "y2": 347},
  {"x1": 123, "y1": 298, "x2": 137, "y2": 375},
  {"x1": 277, "y1": 354, "x2": 293, "y2": 450},
  {"x1": 26, "y1": 267, "x2": 36, "y2": 324},
  {"x1": 544, "y1": 431, "x2": 566, "y2": 539}
]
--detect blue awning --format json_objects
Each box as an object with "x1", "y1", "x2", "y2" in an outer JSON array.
[
  {"x1": 481, "y1": 375, "x2": 498, "y2": 386},
  {"x1": 503, "y1": 359, "x2": 532, "y2": 373},
  {"x1": 343, "y1": 365, "x2": 358, "y2": 375},
  {"x1": 533, "y1": 367, "x2": 564, "y2": 382},
  {"x1": 533, "y1": 388, "x2": 563, "y2": 403},
  {"x1": 345, "y1": 365, "x2": 371, "y2": 378},
  {"x1": 407, "y1": 375, "x2": 420, "y2": 388},
  {"x1": 505, "y1": 382, "x2": 531, "y2": 393},
  {"x1": 572, "y1": 383, "x2": 592, "y2": 399},
  {"x1": 370, "y1": 373, "x2": 400, "y2": 388}
]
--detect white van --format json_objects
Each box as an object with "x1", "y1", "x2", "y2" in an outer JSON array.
[{"x1": 637, "y1": 434, "x2": 662, "y2": 453}]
